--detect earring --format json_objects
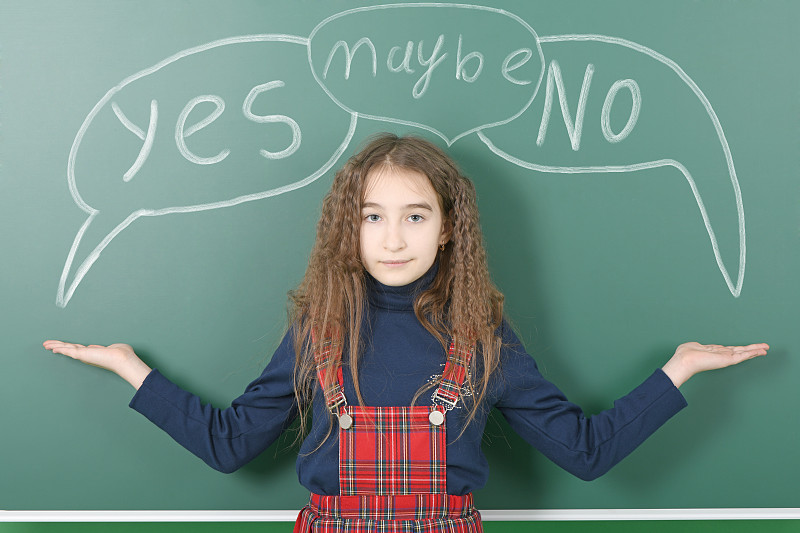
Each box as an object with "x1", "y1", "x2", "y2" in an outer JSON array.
[{"x1": 440, "y1": 243, "x2": 446, "y2": 251}]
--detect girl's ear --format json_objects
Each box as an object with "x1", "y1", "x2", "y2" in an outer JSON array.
[{"x1": 440, "y1": 210, "x2": 454, "y2": 245}]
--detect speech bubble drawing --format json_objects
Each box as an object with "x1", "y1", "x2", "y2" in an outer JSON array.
[
  {"x1": 478, "y1": 34, "x2": 745, "y2": 297},
  {"x1": 57, "y1": 35, "x2": 357, "y2": 307},
  {"x1": 308, "y1": 3, "x2": 545, "y2": 146},
  {"x1": 56, "y1": 10, "x2": 750, "y2": 307}
]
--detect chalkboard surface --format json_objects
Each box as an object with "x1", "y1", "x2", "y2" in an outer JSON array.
[{"x1": 1, "y1": 0, "x2": 796, "y2": 511}]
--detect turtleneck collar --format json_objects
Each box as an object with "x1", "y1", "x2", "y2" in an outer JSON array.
[{"x1": 365, "y1": 261, "x2": 439, "y2": 311}]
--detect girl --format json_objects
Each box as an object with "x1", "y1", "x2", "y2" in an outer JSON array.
[{"x1": 44, "y1": 133, "x2": 768, "y2": 532}]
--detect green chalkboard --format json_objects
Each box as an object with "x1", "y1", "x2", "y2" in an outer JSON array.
[{"x1": 1, "y1": 0, "x2": 797, "y2": 514}]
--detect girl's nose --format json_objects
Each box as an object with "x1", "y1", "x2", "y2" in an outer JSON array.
[{"x1": 383, "y1": 223, "x2": 406, "y2": 251}]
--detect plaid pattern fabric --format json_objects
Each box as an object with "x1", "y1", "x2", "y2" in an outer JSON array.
[
  {"x1": 313, "y1": 330, "x2": 347, "y2": 413},
  {"x1": 304, "y1": 331, "x2": 479, "y2": 531},
  {"x1": 340, "y1": 406, "x2": 447, "y2": 495},
  {"x1": 294, "y1": 493, "x2": 482, "y2": 532},
  {"x1": 433, "y1": 343, "x2": 473, "y2": 407}
]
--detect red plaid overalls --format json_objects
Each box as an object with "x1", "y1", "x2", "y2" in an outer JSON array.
[{"x1": 294, "y1": 333, "x2": 483, "y2": 532}]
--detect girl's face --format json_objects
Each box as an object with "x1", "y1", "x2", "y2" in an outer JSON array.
[{"x1": 360, "y1": 166, "x2": 450, "y2": 286}]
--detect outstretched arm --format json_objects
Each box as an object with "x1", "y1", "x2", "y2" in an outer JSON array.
[
  {"x1": 495, "y1": 322, "x2": 770, "y2": 481},
  {"x1": 42, "y1": 340, "x2": 152, "y2": 390},
  {"x1": 661, "y1": 342, "x2": 769, "y2": 388},
  {"x1": 43, "y1": 335, "x2": 299, "y2": 474}
]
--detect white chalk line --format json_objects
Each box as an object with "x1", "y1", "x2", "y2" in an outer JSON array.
[
  {"x1": 242, "y1": 81, "x2": 302, "y2": 160},
  {"x1": 536, "y1": 60, "x2": 594, "y2": 151},
  {"x1": 112, "y1": 99, "x2": 159, "y2": 182},
  {"x1": 56, "y1": 31, "x2": 350, "y2": 307},
  {"x1": 478, "y1": 133, "x2": 740, "y2": 297},
  {"x1": 66, "y1": 34, "x2": 309, "y2": 216},
  {"x1": 58, "y1": 25, "x2": 747, "y2": 303},
  {"x1": 479, "y1": 33, "x2": 746, "y2": 297},
  {"x1": 175, "y1": 95, "x2": 231, "y2": 165},
  {"x1": 479, "y1": 132, "x2": 738, "y2": 292},
  {"x1": 307, "y1": 3, "x2": 545, "y2": 146},
  {"x1": 601, "y1": 79, "x2": 641, "y2": 143},
  {"x1": 57, "y1": 112, "x2": 356, "y2": 308},
  {"x1": 111, "y1": 102, "x2": 146, "y2": 140}
]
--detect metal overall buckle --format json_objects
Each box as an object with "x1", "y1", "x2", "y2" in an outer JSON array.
[
  {"x1": 429, "y1": 391, "x2": 458, "y2": 426},
  {"x1": 329, "y1": 390, "x2": 353, "y2": 430}
]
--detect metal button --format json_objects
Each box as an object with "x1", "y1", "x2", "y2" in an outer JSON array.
[
  {"x1": 338, "y1": 413, "x2": 353, "y2": 430},
  {"x1": 429, "y1": 410, "x2": 445, "y2": 426}
]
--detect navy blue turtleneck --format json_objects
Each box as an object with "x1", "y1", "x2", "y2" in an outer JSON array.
[{"x1": 130, "y1": 265, "x2": 687, "y2": 494}]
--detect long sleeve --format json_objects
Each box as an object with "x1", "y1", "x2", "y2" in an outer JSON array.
[
  {"x1": 128, "y1": 331, "x2": 299, "y2": 474},
  {"x1": 494, "y1": 323, "x2": 688, "y2": 481}
]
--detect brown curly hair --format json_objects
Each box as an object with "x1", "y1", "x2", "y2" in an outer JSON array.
[{"x1": 288, "y1": 133, "x2": 504, "y2": 439}]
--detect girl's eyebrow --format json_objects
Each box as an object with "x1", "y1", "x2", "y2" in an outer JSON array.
[{"x1": 362, "y1": 201, "x2": 434, "y2": 211}]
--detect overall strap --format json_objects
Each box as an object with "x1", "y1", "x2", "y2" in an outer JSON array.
[
  {"x1": 432, "y1": 342, "x2": 474, "y2": 411},
  {"x1": 311, "y1": 328, "x2": 347, "y2": 415}
]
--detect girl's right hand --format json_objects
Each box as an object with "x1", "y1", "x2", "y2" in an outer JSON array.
[{"x1": 42, "y1": 340, "x2": 152, "y2": 390}]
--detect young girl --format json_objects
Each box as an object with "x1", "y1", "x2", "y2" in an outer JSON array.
[{"x1": 44, "y1": 133, "x2": 768, "y2": 532}]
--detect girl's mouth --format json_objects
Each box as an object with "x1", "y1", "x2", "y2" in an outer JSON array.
[{"x1": 382, "y1": 260, "x2": 410, "y2": 267}]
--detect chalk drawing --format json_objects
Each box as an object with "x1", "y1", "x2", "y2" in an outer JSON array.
[
  {"x1": 242, "y1": 81, "x2": 302, "y2": 160},
  {"x1": 56, "y1": 34, "x2": 357, "y2": 307},
  {"x1": 601, "y1": 78, "x2": 641, "y2": 143},
  {"x1": 175, "y1": 95, "x2": 230, "y2": 165},
  {"x1": 480, "y1": 34, "x2": 745, "y2": 298},
  {"x1": 536, "y1": 60, "x2": 595, "y2": 151},
  {"x1": 501, "y1": 48, "x2": 534, "y2": 86},
  {"x1": 56, "y1": 6, "x2": 746, "y2": 305},
  {"x1": 387, "y1": 41, "x2": 416, "y2": 74},
  {"x1": 323, "y1": 37, "x2": 379, "y2": 80},
  {"x1": 455, "y1": 35, "x2": 484, "y2": 83},
  {"x1": 111, "y1": 99, "x2": 158, "y2": 182},
  {"x1": 307, "y1": 3, "x2": 546, "y2": 146}
]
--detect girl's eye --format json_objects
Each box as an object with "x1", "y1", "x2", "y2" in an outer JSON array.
[
  {"x1": 365, "y1": 214, "x2": 381, "y2": 222},
  {"x1": 408, "y1": 214, "x2": 424, "y2": 222}
]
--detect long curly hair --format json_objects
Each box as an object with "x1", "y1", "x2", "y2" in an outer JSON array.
[{"x1": 288, "y1": 133, "x2": 504, "y2": 439}]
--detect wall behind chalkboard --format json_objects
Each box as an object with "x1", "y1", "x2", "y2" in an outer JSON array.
[{"x1": 1, "y1": 0, "x2": 796, "y2": 511}]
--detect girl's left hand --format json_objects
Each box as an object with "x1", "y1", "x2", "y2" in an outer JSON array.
[{"x1": 662, "y1": 342, "x2": 769, "y2": 388}]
